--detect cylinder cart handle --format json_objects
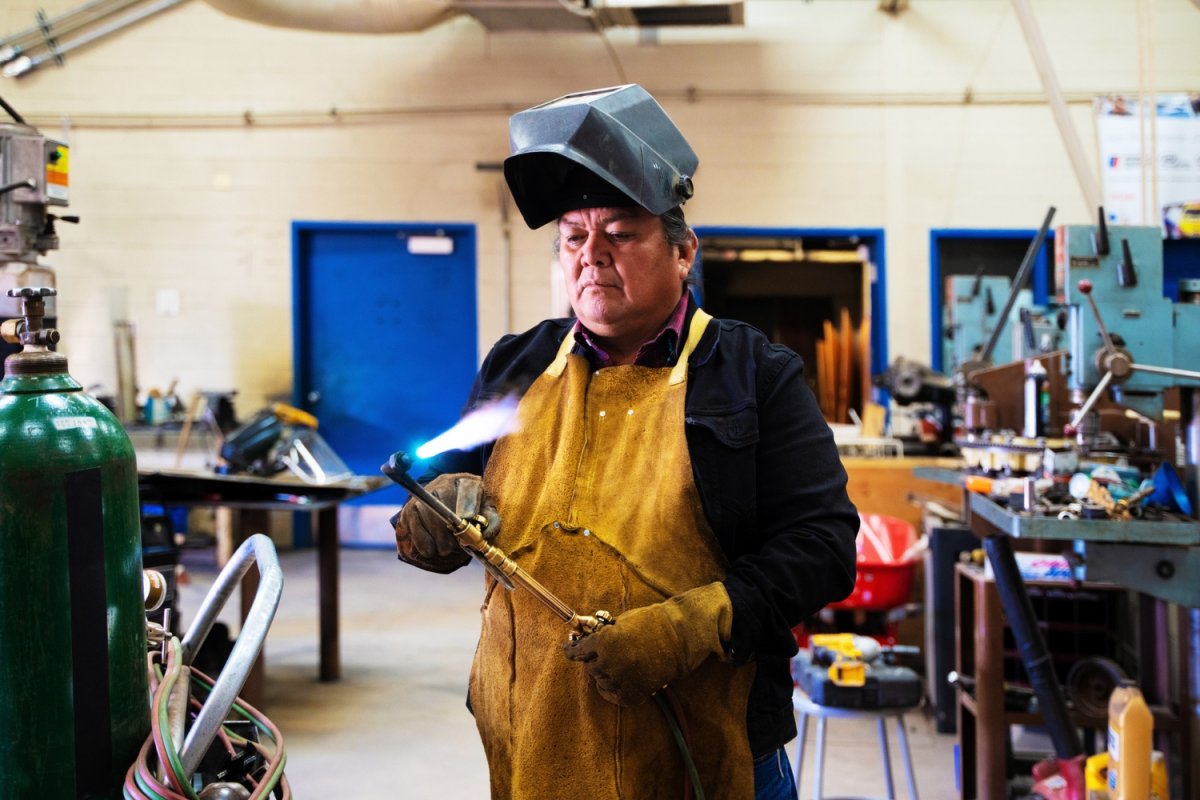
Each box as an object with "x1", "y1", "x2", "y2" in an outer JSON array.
[{"x1": 178, "y1": 533, "x2": 284, "y2": 777}]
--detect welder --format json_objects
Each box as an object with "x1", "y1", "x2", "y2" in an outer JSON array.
[{"x1": 392, "y1": 84, "x2": 858, "y2": 800}]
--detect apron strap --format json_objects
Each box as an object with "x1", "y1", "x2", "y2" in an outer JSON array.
[
  {"x1": 669, "y1": 308, "x2": 713, "y2": 385},
  {"x1": 544, "y1": 327, "x2": 577, "y2": 378}
]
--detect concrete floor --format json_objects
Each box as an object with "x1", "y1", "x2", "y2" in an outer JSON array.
[{"x1": 179, "y1": 547, "x2": 961, "y2": 799}]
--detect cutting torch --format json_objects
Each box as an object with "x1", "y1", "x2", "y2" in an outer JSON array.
[
  {"x1": 381, "y1": 451, "x2": 613, "y2": 640},
  {"x1": 382, "y1": 450, "x2": 709, "y2": 797}
]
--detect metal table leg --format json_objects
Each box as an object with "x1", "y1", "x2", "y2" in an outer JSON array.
[{"x1": 317, "y1": 505, "x2": 341, "y2": 681}]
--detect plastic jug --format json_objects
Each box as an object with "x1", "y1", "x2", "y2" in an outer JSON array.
[{"x1": 1107, "y1": 683, "x2": 1153, "y2": 799}]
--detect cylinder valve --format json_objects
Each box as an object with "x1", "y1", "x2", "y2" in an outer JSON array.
[{"x1": 2, "y1": 286, "x2": 65, "y2": 374}]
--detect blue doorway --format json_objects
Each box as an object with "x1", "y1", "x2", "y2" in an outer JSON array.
[
  {"x1": 694, "y1": 226, "x2": 887, "y2": 421},
  {"x1": 694, "y1": 226, "x2": 887, "y2": 376},
  {"x1": 292, "y1": 221, "x2": 478, "y2": 533}
]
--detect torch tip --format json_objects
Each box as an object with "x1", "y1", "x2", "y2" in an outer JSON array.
[{"x1": 381, "y1": 451, "x2": 413, "y2": 478}]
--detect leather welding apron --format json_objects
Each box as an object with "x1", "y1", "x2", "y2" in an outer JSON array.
[{"x1": 473, "y1": 310, "x2": 756, "y2": 799}]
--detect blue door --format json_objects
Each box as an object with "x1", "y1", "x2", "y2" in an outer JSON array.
[{"x1": 292, "y1": 221, "x2": 478, "y2": 514}]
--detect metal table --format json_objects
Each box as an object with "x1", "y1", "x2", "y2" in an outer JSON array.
[
  {"x1": 969, "y1": 492, "x2": 1200, "y2": 607},
  {"x1": 138, "y1": 468, "x2": 387, "y2": 705}
]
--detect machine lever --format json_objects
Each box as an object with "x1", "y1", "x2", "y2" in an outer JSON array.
[
  {"x1": 1020, "y1": 308, "x2": 1036, "y2": 353},
  {"x1": 1067, "y1": 279, "x2": 1200, "y2": 437},
  {"x1": 1118, "y1": 239, "x2": 1137, "y2": 288},
  {"x1": 1092, "y1": 206, "x2": 1110, "y2": 256},
  {"x1": 980, "y1": 206, "x2": 1055, "y2": 366},
  {"x1": 969, "y1": 265, "x2": 984, "y2": 299},
  {"x1": 0, "y1": 178, "x2": 35, "y2": 196},
  {"x1": 1076, "y1": 279, "x2": 1118, "y2": 354},
  {"x1": 1065, "y1": 369, "x2": 1113, "y2": 437},
  {"x1": 1128, "y1": 362, "x2": 1200, "y2": 383}
]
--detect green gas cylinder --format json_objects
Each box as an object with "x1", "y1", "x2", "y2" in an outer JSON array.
[{"x1": 0, "y1": 287, "x2": 149, "y2": 798}]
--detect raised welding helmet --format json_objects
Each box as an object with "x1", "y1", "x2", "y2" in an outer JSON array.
[{"x1": 503, "y1": 84, "x2": 698, "y2": 229}]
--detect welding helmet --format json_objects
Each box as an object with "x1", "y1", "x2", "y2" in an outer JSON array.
[{"x1": 503, "y1": 84, "x2": 698, "y2": 229}]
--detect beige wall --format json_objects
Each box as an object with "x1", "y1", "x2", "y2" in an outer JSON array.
[{"x1": 3, "y1": 0, "x2": 1199, "y2": 413}]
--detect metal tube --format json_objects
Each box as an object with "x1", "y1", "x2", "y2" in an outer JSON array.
[
  {"x1": 0, "y1": 0, "x2": 145, "y2": 67},
  {"x1": 980, "y1": 206, "x2": 1056, "y2": 365},
  {"x1": 3, "y1": 0, "x2": 188, "y2": 78},
  {"x1": 983, "y1": 535, "x2": 1083, "y2": 759},
  {"x1": 178, "y1": 533, "x2": 284, "y2": 777},
  {"x1": 1010, "y1": 0, "x2": 1103, "y2": 212},
  {"x1": 0, "y1": 0, "x2": 122, "y2": 50}
]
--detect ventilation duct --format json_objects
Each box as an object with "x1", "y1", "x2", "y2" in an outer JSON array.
[
  {"x1": 454, "y1": 1, "x2": 744, "y2": 32},
  {"x1": 200, "y1": 0, "x2": 744, "y2": 34},
  {"x1": 200, "y1": 0, "x2": 458, "y2": 33}
]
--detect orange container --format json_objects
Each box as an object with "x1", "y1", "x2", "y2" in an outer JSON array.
[
  {"x1": 1108, "y1": 683, "x2": 1153, "y2": 799},
  {"x1": 829, "y1": 514, "x2": 920, "y2": 611}
]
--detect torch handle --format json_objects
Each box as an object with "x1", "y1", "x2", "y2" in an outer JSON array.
[
  {"x1": 474, "y1": 541, "x2": 572, "y2": 621},
  {"x1": 382, "y1": 451, "x2": 612, "y2": 638},
  {"x1": 469, "y1": 534, "x2": 610, "y2": 636}
]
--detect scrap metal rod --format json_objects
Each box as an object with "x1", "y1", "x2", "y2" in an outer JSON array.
[
  {"x1": 983, "y1": 535, "x2": 1083, "y2": 760},
  {"x1": 382, "y1": 453, "x2": 609, "y2": 637}
]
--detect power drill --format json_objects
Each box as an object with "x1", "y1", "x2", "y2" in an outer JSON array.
[{"x1": 810, "y1": 633, "x2": 920, "y2": 687}]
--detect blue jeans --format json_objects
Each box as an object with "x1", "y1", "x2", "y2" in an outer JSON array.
[{"x1": 753, "y1": 747, "x2": 798, "y2": 800}]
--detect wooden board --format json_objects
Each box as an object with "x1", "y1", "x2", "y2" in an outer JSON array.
[
  {"x1": 837, "y1": 308, "x2": 853, "y2": 423},
  {"x1": 858, "y1": 316, "x2": 871, "y2": 413},
  {"x1": 820, "y1": 319, "x2": 836, "y2": 419},
  {"x1": 841, "y1": 457, "x2": 964, "y2": 530}
]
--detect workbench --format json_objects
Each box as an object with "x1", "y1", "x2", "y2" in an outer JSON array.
[
  {"x1": 963, "y1": 492, "x2": 1199, "y2": 800},
  {"x1": 137, "y1": 468, "x2": 387, "y2": 706},
  {"x1": 842, "y1": 456, "x2": 964, "y2": 529}
]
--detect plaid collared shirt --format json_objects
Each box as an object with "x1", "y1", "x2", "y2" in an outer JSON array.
[{"x1": 572, "y1": 291, "x2": 690, "y2": 368}]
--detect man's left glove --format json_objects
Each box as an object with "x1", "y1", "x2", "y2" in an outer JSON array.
[{"x1": 562, "y1": 581, "x2": 732, "y2": 707}]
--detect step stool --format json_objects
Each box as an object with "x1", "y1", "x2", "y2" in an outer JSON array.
[{"x1": 792, "y1": 689, "x2": 920, "y2": 800}]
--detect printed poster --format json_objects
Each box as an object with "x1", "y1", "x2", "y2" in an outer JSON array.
[{"x1": 1095, "y1": 93, "x2": 1200, "y2": 238}]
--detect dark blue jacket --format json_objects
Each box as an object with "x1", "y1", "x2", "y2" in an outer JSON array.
[{"x1": 429, "y1": 306, "x2": 859, "y2": 757}]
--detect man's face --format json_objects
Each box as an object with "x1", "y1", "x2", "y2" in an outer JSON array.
[{"x1": 557, "y1": 206, "x2": 698, "y2": 342}]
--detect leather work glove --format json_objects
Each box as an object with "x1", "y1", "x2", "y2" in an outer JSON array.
[
  {"x1": 562, "y1": 581, "x2": 732, "y2": 707},
  {"x1": 392, "y1": 473, "x2": 500, "y2": 574}
]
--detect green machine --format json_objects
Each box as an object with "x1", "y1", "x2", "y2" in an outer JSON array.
[{"x1": 0, "y1": 97, "x2": 148, "y2": 799}]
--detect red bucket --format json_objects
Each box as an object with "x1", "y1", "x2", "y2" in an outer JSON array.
[{"x1": 828, "y1": 514, "x2": 920, "y2": 611}]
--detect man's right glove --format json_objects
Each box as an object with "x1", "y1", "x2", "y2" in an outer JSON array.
[
  {"x1": 392, "y1": 473, "x2": 500, "y2": 573},
  {"x1": 562, "y1": 581, "x2": 732, "y2": 707}
]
